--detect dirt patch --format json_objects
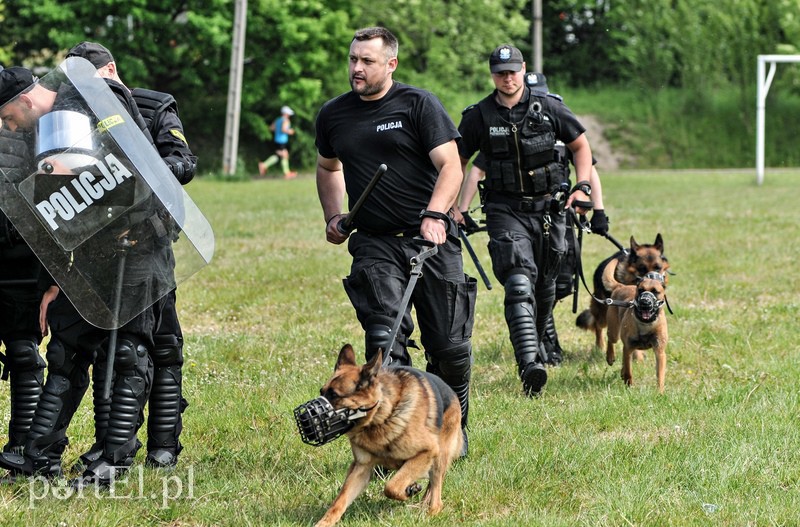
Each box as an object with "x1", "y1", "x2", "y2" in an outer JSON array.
[{"x1": 578, "y1": 114, "x2": 628, "y2": 171}]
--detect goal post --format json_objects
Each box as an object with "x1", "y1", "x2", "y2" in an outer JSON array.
[{"x1": 756, "y1": 54, "x2": 800, "y2": 185}]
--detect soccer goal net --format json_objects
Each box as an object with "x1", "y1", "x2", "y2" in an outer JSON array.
[{"x1": 756, "y1": 54, "x2": 800, "y2": 185}]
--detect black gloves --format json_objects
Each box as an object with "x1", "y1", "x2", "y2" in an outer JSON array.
[
  {"x1": 590, "y1": 209, "x2": 609, "y2": 236},
  {"x1": 460, "y1": 210, "x2": 481, "y2": 235}
]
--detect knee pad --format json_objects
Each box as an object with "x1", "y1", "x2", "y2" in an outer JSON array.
[
  {"x1": 151, "y1": 335, "x2": 183, "y2": 367},
  {"x1": 427, "y1": 341, "x2": 472, "y2": 384},
  {"x1": 113, "y1": 338, "x2": 150, "y2": 374},
  {"x1": 44, "y1": 339, "x2": 69, "y2": 375},
  {"x1": 364, "y1": 315, "x2": 394, "y2": 352},
  {"x1": 504, "y1": 272, "x2": 533, "y2": 306},
  {"x1": 6, "y1": 340, "x2": 44, "y2": 372}
]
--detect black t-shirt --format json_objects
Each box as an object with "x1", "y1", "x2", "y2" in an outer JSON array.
[
  {"x1": 315, "y1": 82, "x2": 460, "y2": 234},
  {"x1": 458, "y1": 87, "x2": 586, "y2": 162}
]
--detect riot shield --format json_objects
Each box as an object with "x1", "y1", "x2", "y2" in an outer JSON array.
[{"x1": 0, "y1": 57, "x2": 214, "y2": 329}]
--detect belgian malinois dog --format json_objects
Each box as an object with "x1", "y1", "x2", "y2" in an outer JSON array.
[
  {"x1": 603, "y1": 260, "x2": 669, "y2": 392},
  {"x1": 314, "y1": 344, "x2": 463, "y2": 527},
  {"x1": 576, "y1": 234, "x2": 669, "y2": 349}
]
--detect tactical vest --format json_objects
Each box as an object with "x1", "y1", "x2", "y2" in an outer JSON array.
[
  {"x1": 131, "y1": 88, "x2": 177, "y2": 137},
  {"x1": 477, "y1": 94, "x2": 567, "y2": 195}
]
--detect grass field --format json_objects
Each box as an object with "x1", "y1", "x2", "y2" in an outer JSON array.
[{"x1": 2, "y1": 168, "x2": 800, "y2": 526}]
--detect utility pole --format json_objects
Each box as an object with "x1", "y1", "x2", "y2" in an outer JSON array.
[
  {"x1": 222, "y1": 0, "x2": 247, "y2": 175},
  {"x1": 531, "y1": 0, "x2": 543, "y2": 72}
]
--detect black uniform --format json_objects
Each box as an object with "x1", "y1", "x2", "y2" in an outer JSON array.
[
  {"x1": 0, "y1": 128, "x2": 46, "y2": 457},
  {"x1": 76, "y1": 88, "x2": 196, "y2": 471},
  {"x1": 0, "y1": 79, "x2": 161, "y2": 482},
  {"x1": 458, "y1": 85, "x2": 586, "y2": 396},
  {"x1": 316, "y1": 82, "x2": 476, "y2": 436}
]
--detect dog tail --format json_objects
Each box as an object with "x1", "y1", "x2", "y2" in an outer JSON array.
[
  {"x1": 601, "y1": 256, "x2": 623, "y2": 292},
  {"x1": 575, "y1": 309, "x2": 594, "y2": 330}
]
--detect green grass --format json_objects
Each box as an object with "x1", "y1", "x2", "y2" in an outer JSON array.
[{"x1": 2, "y1": 168, "x2": 800, "y2": 526}]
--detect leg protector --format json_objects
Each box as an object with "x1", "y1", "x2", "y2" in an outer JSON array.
[
  {"x1": 101, "y1": 337, "x2": 152, "y2": 466},
  {"x1": 4, "y1": 339, "x2": 45, "y2": 452},
  {"x1": 426, "y1": 341, "x2": 472, "y2": 429},
  {"x1": 146, "y1": 335, "x2": 186, "y2": 467},
  {"x1": 76, "y1": 338, "x2": 152, "y2": 487},
  {"x1": 540, "y1": 312, "x2": 563, "y2": 366},
  {"x1": 504, "y1": 273, "x2": 547, "y2": 396},
  {"x1": 365, "y1": 315, "x2": 410, "y2": 366},
  {"x1": 535, "y1": 280, "x2": 558, "y2": 346},
  {"x1": 0, "y1": 374, "x2": 73, "y2": 477},
  {"x1": 75, "y1": 348, "x2": 112, "y2": 472},
  {"x1": 0, "y1": 338, "x2": 89, "y2": 476}
]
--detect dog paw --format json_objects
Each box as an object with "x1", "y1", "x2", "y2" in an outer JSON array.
[{"x1": 406, "y1": 482, "x2": 423, "y2": 497}]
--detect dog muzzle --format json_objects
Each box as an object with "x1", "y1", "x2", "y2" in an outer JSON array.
[
  {"x1": 643, "y1": 271, "x2": 666, "y2": 283},
  {"x1": 293, "y1": 396, "x2": 369, "y2": 447},
  {"x1": 633, "y1": 290, "x2": 663, "y2": 322}
]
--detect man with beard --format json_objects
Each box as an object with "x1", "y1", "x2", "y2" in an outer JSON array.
[{"x1": 315, "y1": 27, "x2": 476, "y2": 455}]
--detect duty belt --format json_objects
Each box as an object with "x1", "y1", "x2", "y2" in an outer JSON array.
[{"x1": 486, "y1": 192, "x2": 549, "y2": 213}]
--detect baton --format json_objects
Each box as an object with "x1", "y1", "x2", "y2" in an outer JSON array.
[
  {"x1": 458, "y1": 227, "x2": 492, "y2": 290},
  {"x1": 102, "y1": 237, "x2": 132, "y2": 400},
  {"x1": 337, "y1": 164, "x2": 388, "y2": 235}
]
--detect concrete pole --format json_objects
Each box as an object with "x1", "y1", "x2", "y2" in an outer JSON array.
[
  {"x1": 222, "y1": 0, "x2": 247, "y2": 175},
  {"x1": 532, "y1": 0, "x2": 543, "y2": 72}
]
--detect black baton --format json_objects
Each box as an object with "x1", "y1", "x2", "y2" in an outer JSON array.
[
  {"x1": 102, "y1": 237, "x2": 132, "y2": 400},
  {"x1": 459, "y1": 227, "x2": 492, "y2": 290},
  {"x1": 337, "y1": 163, "x2": 388, "y2": 235}
]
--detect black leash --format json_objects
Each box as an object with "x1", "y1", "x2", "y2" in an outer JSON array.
[
  {"x1": 458, "y1": 227, "x2": 492, "y2": 290},
  {"x1": 383, "y1": 238, "x2": 438, "y2": 367}
]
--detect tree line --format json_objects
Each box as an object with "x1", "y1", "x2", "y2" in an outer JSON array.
[{"x1": 1, "y1": 0, "x2": 797, "y2": 172}]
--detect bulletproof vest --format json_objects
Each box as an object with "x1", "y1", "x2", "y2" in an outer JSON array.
[
  {"x1": 131, "y1": 88, "x2": 177, "y2": 138},
  {"x1": 104, "y1": 80, "x2": 152, "y2": 142},
  {"x1": 477, "y1": 94, "x2": 566, "y2": 195}
]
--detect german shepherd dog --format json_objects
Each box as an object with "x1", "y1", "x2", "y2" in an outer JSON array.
[
  {"x1": 314, "y1": 344, "x2": 463, "y2": 527},
  {"x1": 603, "y1": 260, "x2": 669, "y2": 392},
  {"x1": 576, "y1": 234, "x2": 669, "y2": 350}
]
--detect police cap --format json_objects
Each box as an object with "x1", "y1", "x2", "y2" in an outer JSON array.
[
  {"x1": 67, "y1": 41, "x2": 115, "y2": 69},
  {"x1": 0, "y1": 67, "x2": 36, "y2": 106},
  {"x1": 489, "y1": 45, "x2": 524, "y2": 73}
]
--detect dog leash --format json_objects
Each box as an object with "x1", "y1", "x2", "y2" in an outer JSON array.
[{"x1": 383, "y1": 238, "x2": 438, "y2": 367}]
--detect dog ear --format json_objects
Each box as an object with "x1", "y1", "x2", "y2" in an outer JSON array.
[
  {"x1": 654, "y1": 233, "x2": 664, "y2": 253},
  {"x1": 363, "y1": 348, "x2": 383, "y2": 378},
  {"x1": 335, "y1": 344, "x2": 357, "y2": 371},
  {"x1": 628, "y1": 236, "x2": 640, "y2": 263}
]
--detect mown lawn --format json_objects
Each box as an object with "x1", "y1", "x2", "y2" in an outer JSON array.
[{"x1": 2, "y1": 168, "x2": 799, "y2": 526}]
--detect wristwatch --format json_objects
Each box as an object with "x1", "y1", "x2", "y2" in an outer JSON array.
[{"x1": 571, "y1": 181, "x2": 592, "y2": 196}]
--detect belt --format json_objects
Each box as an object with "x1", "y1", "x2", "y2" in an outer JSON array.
[
  {"x1": 358, "y1": 227, "x2": 419, "y2": 238},
  {"x1": 487, "y1": 192, "x2": 549, "y2": 212}
]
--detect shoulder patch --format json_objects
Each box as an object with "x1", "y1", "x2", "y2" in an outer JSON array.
[
  {"x1": 169, "y1": 129, "x2": 188, "y2": 145},
  {"x1": 461, "y1": 103, "x2": 477, "y2": 115}
]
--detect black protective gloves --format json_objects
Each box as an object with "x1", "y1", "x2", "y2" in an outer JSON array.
[{"x1": 590, "y1": 209, "x2": 609, "y2": 236}]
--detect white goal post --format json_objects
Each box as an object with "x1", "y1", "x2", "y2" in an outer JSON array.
[{"x1": 756, "y1": 54, "x2": 800, "y2": 185}]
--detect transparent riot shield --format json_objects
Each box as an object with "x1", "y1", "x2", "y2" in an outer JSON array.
[{"x1": 0, "y1": 57, "x2": 214, "y2": 329}]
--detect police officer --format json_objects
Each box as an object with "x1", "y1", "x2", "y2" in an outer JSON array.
[
  {"x1": 316, "y1": 27, "x2": 475, "y2": 453},
  {"x1": 0, "y1": 67, "x2": 47, "y2": 463},
  {"x1": 456, "y1": 45, "x2": 594, "y2": 396},
  {"x1": 65, "y1": 41, "x2": 197, "y2": 470},
  {"x1": 0, "y1": 65, "x2": 159, "y2": 484}
]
